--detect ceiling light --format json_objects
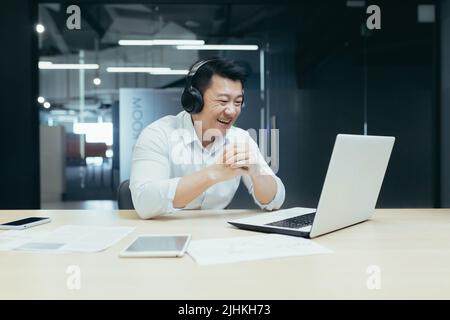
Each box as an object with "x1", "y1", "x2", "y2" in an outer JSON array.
[
  {"x1": 36, "y1": 24, "x2": 45, "y2": 33},
  {"x1": 37, "y1": 96, "x2": 45, "y2": 104},
  {"x1": 93, "y1": 78, "x2": 101, "y2": 85},
  {"x1": 118, "y1": 39, "x2": 205, "y2": 46},
  {"x1": 39, "y1": 61, "x2": 99, "y2": 70},
  {"x1": 148, "y1": 69, "x2": 189, "y2": 75},
  {"x1": 176, "y1": 44, "x2": 259, "y2": 51},
  {"x1": 43, "y1": 102, "x2": 51, "y2": 109},
  {"x1": 106, "y1": 67, "x2": 171, "y2": 73}
]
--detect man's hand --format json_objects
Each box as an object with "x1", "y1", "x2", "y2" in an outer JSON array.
[
  {"x1": 206, "y1": 145, "x2": 249, "y2": 182},
  {"x1": 174, "y1": 142, "x2": 277, "y2": 209},
  {"x1": 220, "y1": 142, "x2": 277, "y2": 205},
  {"x1": 222, "y1": 143, "x2": 260, "y2": 177}
]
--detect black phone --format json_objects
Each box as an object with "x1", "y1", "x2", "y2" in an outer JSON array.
[{"x1": 0, "y1": 217, "x2": 51, "y2": 230}]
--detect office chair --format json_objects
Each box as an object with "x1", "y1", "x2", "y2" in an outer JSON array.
[{"x1": 117, "y1": 180, "x2": 135, "y2": 210}]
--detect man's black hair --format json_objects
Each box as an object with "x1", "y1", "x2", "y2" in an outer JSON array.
[{"x1": 191, "y1": 58, "x2": 248, "y2": 95}]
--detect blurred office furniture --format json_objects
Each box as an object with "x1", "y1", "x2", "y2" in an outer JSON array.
[
  {"x1": 40, "y1": 125, "x2": 66, "y2": 202},
  {"x1": 66, "y1": 133, "x2": 84, "y2": 165},
  {"x1": 64, "y1": 133, "x2": 114, "y2": 200},
  {"x1": 66, "y1": 133, "x2": 108, "y2": 161},
  {"x1": 67, "y1": 134, "x2": 109, "y2": 186},
  {"x1": 85, "y1": 143, "x2": 108, "y2": 158},
  {"x1": 117, "y1": 180, "x2": 134, "y2": 210}
]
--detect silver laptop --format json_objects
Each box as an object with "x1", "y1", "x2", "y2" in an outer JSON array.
[{"x1": 228, "y1": 134, "x2": 395, "y2": 238}]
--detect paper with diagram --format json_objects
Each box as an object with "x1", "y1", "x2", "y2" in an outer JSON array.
[
  {"x1": 0, "y1": 225, "x2": 134, "y2": 253},
  {"x1": 187, "y1": 234, "x2": 332, "y2": 265}
]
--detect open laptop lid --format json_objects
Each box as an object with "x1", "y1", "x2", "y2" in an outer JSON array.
[{"x1": 309, "y1": 134, "x2": 395, "y2": 238}]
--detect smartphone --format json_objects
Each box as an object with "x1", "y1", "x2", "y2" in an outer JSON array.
[
  {"x1": 0, "y1": 217, "x2": 51, "y2": 230},
  {"x1": 119, "y1": 234, "x2": 191, "y2": 258}
]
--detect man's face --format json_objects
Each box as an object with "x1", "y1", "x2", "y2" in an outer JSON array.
[{"x1": 192, "y1": 74, "x2": 243, "y2": 138}]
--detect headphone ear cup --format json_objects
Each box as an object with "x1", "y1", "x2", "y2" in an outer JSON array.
[
  {"x1": 189, "y1": 87, "x2": 204, "y2": 114},
  {"x1": 181, "y1": 89, "x2": 194, "y2": 113}
]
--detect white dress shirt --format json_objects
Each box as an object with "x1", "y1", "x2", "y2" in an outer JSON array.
[{"x1": 129, "y1": 110, "x2": 285, "y2": 219}]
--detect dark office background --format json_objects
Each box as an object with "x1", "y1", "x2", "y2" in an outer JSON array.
[{"x1": 1, "y1": 0, "x2": 449, "y2": 210}]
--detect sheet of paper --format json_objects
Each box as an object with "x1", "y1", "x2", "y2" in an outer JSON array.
[
  {"x1": 0, "y1": 225, "x2": 134, "y2": 253},
  {"x1": 187, "y1": 234, "x2": 332, "y2": 265},
  {"x1": 0, "y1": 229, "x2": 46, "y2": 251}
]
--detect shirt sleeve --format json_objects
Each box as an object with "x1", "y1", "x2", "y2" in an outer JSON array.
[
  {"x1": 240, "y1": 133, "x2": 286, "y2": 211},
  {"x1": 129, "y1": 126, "x2": 182, "y2": 219}
]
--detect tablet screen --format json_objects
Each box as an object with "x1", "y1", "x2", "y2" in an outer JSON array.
[{"x1": 125, "y1": 235, "x2": 190, "y2": 252}]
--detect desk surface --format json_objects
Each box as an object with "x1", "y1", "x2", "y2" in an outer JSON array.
[{"x1": 0, "y1": 208, "x2": 449, "y2": 299}]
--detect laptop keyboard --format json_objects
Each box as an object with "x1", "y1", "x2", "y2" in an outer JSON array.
[{"x1": 265, "y1": 212, "x2": 316, "y2": 229}]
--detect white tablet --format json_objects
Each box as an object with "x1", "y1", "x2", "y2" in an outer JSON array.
[{"x1": 119, "y1": 234, "x2": 191, "y2": 258}]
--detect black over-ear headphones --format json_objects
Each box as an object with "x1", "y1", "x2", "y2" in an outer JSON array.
[
  {"x1": 181, "y1": 59, "x2": 245, "y2": 114},
  {"x1": 181, "y1": 59, "x2": 214, "y2": 114}
]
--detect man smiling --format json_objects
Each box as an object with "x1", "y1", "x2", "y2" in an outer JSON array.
[{"x1": 130, "y1": 58, "x2": 285, "y2": 219}]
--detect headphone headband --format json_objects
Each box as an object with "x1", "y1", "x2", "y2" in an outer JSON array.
[{"x1": 184, "y1": 59, "x2": 216, "y2": 90}]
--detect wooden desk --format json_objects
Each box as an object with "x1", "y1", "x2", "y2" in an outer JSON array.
[{"x1": 0, "y1": 209, "x2": 449, "y2": 299}]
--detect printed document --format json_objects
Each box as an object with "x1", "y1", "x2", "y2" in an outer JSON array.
[
  {"x1": 187, "y1": 234, "x2": 332, "y2": 265},
  {"x1": 0, "y1": 225, "x2": 134, "y2": 253}
]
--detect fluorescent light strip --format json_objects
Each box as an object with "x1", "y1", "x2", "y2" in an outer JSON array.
[
  {"x1": 176, "y1": 44, "x2": 259, "y2": 51},
  {"x1": 39, "y1": 61, "x2": 99, "y2": 70},
  {"x1": 148, "y1": 69, "x2": 189, "y2": 75},
  {"x1": 119, "y1": 39, "x2": 205, "y2": 46},
  {"x1": 106, "y1": 67, "x2": 171, "y2": 73}
]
